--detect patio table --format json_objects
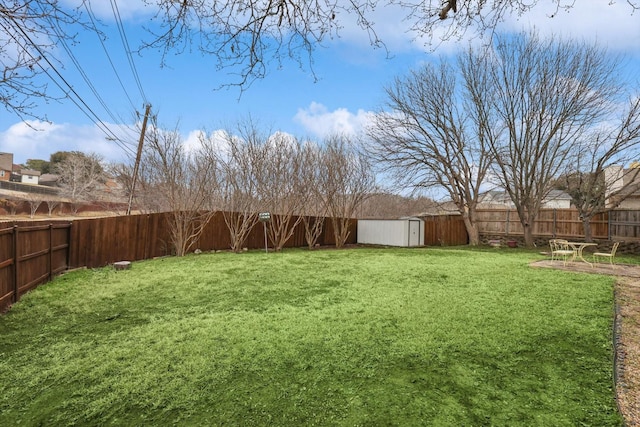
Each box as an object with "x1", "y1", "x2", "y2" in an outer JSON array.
[{"x1": 566, "y1": 242, "x2": 598, "y2": 267}]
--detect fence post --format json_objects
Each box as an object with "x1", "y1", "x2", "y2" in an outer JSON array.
[
  {"x1": 608, "y1": 211, "x2": 612, "y2": 241},
  {"x1": 67, "y1": 222, "x2": 73, "y2": 270},
  {"x1": 553, "y1": 209, "x2": 557, "y2": 238},
  {"x1": 48, "y1": 223, "x2": 53, "y2": 282},
  {"x1": 505, "y1": 210, "x2": 510, "y2": 235},
  {"x1": 12, "y1": 225, "x2": 18, "y2": 303}
]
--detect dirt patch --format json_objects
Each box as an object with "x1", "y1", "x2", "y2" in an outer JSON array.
[
  {"x1": 616, "y1": 278, "x2": 640, "y2": 426},
  {"x1": 531, "y1": 259, "x2": 640, "y2": 278},
  {"x1": 531, "y1": 259, "x2": 640, "y2": 425}
]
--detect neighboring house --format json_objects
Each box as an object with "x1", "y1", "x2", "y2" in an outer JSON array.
[
  {"x1": 478, "y1": 189, "x2": 572, "y2": 209},
  {"x1": 10, "y1": 164, "x2": 22, "y2": 182},
  {"x1": 20, "y1": 169, "x2": 41, "y2": 185},
  {"x1": 0, "y1": 152, "x2": 12, "y2": 181},
  {"x1": 478, "y1": 190, "x2": 515, "y2": 208},
  {"x1": 39, "y1": 174, "x2": 60, "y2": 187},
  {"x1": 604, "y1": 165, "x2": 640, "y2": 209},
  {"x1": 542, "y1": 189, "x2": 572, "y2": 209}
]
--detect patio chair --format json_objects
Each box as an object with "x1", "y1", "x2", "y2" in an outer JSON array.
[
  {"x1": 592, "y1": 242, "x2": 620, "y2": 266},
  {"x1": 549, "y1": 239, "x2": 574, "y2": 265}
]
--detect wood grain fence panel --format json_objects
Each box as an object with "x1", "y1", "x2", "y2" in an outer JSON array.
[
  {"x1": 422, "y1": 215, "x2": 468, "y2": 246},
  {"x1": 0, "y1": 266, "x2": 12, "y2": 312},
  {"x1": 15, "y1": 225, "x2": 50, "y2": 299},
  {"x1": 149, "y1": 212, "x2": 173, "y2": 257},
  {"x1": 553, "y1": 209, "x2": 581, "y2": 237},
  {"x1": 611, "y1": 210, "x2": 640, "y2": 239},
  {"x1": 0, "y1": 222, "x2": 71, "y2": 311},
  {"x1": 213, "y1": 213, "x2": 234, "y2": 250},
  {"x1": 318, "y1": 217, "x2": 358, "y2": 246},
  {"x1": 476, "y1": 210, "x2": 509, "y2": 235},
  {"x1": 423, "y1": 218, "x2": 439, "y2": 246},
  {"x1": 534, "y1": 210, "x2": 558, "y2": 237},
  {"x1": 476, "y1": 209, "x2": 611, "y2": 240},
  {"x1": 69, "y1": 217, "x2": 112, "y2": 268},
  {"x1": 135, "y1": 214, "x2": 153, "y2": 260},
  {"x1": 0, "y1": 226, "x2": 15, "y2": 312},
  {"x1": 285, "y1": 217, "x2": 309, "y2": 248},
  {"x1": 192, "y1": 212, "x2": 231, "y2": 251},
  {"x1": 73, "y1": 215, "x2": 157, "y2": 268},
  {"x1": 591, "y1": 212, "x2": 609, "y2": 239},
  {"x1": 322, "y1": 219, "x2": 336, "y2": 246}
]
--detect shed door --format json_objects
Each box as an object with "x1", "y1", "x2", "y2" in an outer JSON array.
[{"x1": 408, "y1": 220, "x2": 421, "y2": 246}]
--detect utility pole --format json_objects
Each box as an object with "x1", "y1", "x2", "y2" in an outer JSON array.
[{"x1": 126, "y1": 103, "x2": 151, "y2": 215}]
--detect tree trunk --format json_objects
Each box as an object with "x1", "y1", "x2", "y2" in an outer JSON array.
[
  {"x1": 582, "y1": 217, "x2": 594, "y2": 242},
  {"x1": 332, "y1": 217, "x2": 351, "y2": 248},
  {"x1": 303, "y1": 216, "x2": 324, "y2": 249},
  {"x1": 523, "y1": 225, "x2": 535, "y2": 248},
  {"x1": 462, "y1": 216, "x2": 480, "y2": 246}
]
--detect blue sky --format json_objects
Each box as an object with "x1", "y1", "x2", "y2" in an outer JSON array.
[{"x1": 1, "y1": 1, "x2": 639, "y2": 166}]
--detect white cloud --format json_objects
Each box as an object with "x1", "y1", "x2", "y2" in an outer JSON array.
[
  {"x1": 498, "y1": 2, "x2": 640, "y2": 53},
  {"x1": 182, "y1": 129, "x2": 207, "y2": 154},
  {"x1": 61, "y1": 0, "x2": 151, "y2": 21},
  {"x1": 334, "y1": 1, "x2": 640, "y2": 56},
  {"x1": 0, "y1": 121, "x2": 136, "y2": 165},
  {"x1": 294, "y1": 102, "x2": 375, "y2": 139}
]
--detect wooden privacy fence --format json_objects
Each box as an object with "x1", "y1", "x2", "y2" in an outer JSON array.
[
  {"x1": 609, "y1": 210, "x2": 640, "y2": 240},
  {"x1": 68, "y1": 211, "x2": 355, "y2": 269},
  {"x1": 422, "y1": 214, "x2": 469, "y2": 246},
  {"x1": 476, "y1": 209, "x2": 609, "y2": 239},
  {"x1": 478, "y1": 209, "x2": 640, "y2": 240},
  {"x1": 0, "y1": 222, "x2": 71, "y2": 312},
  {"x1": 0, "y1": 212, "x2": 356, "y2": 312},
  {"x1": 437, "y1": 208, "x2": 640, "y2": 242}
]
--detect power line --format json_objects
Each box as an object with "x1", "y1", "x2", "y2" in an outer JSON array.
[
  {"x1": 83, "y1": 1, "x2": 139, "y2": 113},
  {"x1": 0, "y1": 13, "x2": 136, "y2": 156},
  {"x1": 109, "y1": 0, "x2": 148, "y2": 104},
  {"x1": 42, "y1": 5, "x2": 136, "y2": 144},
  {"x1": 2, "y1": 2, "x2": 159, "y2": 160}
]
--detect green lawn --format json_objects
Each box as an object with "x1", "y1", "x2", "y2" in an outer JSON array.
[{"x1": 0, "y1": 247, "x2": 622, "y2": 426}]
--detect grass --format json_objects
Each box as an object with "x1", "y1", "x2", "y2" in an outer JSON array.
[{"x1": 0, "y1": 247, "x2": 623, "y2": 426}]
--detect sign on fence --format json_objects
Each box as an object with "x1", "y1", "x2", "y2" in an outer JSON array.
[
  {"x1": 259, "y1": 212, "x2": 271, "y2": 253},
  {"x1": 259, "y1": 212, "x2": 271, "y2": 222}
]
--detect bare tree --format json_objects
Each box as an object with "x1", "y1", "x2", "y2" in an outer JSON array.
[
  {"x1": 471, "y1": 31, "x2": 633, "y2": 247},
  {"x1": 2, "y1": 198, "x2": 24, "y2": 215},
  {"x1": 3, "y1": 1, "x2": 637, "y2": 120},
  {"x1": 259, "y1": 132, "x2": 310, "y2": 251},
  {"x1": 142, "y1": 123, "x2": 219, "y2": 256},
  {"x1": 555, "y1": 96, "x2": 640, "y2": 240},
  {"x1": 54, "y1": 151, "x2": 106, "y2": 215},
  {"x1": 366, "y1": 60, "x2": 495, "y2": 245},
  {"x1": 301, "y1": 214, "x2": 325, "y2": 249},
  {"x1": 146, "y1": 1, "x2": 638, "y2": 90},
  {"x1": 318, "y1": 134, "x2": 376, "y2": 248},
  {"x1": 114, "y1": 161, "x2": 165, "y2": 214},
  {"x1": 206, "y1": 121, "x2": 266, "y2": 253},
  {"x1": 45, "y1": 198, "x2": 60, "y2": 216},
  {"x1": 0, "y1": 1, "x2": 89, "y2": 121},
  {"x1": 299, "y1": 141, "x2": 327, "y2": 249},
  {"x1": 24, "y1": 192, "x2": 43, "y2": 218}
]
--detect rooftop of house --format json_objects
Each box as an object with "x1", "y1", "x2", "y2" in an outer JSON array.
[{"x1": 0, "y1": 153, "x2": 13, "y2": 171}]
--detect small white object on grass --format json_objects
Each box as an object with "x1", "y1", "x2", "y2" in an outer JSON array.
[{"x1": 114, "y1": 261, "x2": 131, "y2": 271}]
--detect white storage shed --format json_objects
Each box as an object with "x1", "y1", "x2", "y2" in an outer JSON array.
[{"x1": 357, "y1": 218, "x2": 425, "y2": 247}]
